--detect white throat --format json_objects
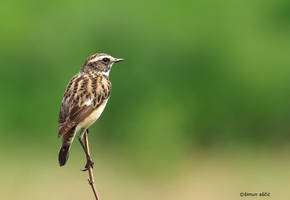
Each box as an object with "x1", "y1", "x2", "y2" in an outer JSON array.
[
  {"x1": 101, "y1": 63, "x2": 113, "y2": 76},
  {"x1": 101, "y1": 71, "x2": 110, "y2": 76}
]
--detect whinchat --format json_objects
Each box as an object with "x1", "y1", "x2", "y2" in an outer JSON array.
[{"x1": 58, "y1": 53, "x2": 124, "y2": 169}]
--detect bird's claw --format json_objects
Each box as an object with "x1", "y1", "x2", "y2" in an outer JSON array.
[{"x1": 82, "y1": 159, "x2": 94, "y2": 171}]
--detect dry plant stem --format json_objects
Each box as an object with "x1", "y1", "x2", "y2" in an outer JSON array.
[{"x1": 84, "y1": 131, "x2": 99, "y2": 200}]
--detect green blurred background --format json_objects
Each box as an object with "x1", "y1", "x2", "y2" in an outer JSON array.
[{"x1": 1, "y1": 0, "x2": 290, "y2": 199}]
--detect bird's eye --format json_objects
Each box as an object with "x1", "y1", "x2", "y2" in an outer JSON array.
[{"x1": 102, "y1": 58, "x2": 110, "y2": 63}]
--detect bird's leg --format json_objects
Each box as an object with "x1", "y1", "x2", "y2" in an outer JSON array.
[
  {"x1": 83, "y1": 130, "x2": 94, "y2": 171},
  {"x1": 78, "y1": 129, "x2": 89, "y2": 158},
  {"x1": 78, "y1": 129, "x2": 94, "y2": 171}
]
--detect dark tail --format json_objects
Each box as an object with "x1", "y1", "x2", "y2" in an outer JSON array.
[
  {"x1": 58, "y1": 146, "x2": 70, "y2": 166},
  {"x1": 58, "y1": 126, "x2": 76, "y2": 166}
]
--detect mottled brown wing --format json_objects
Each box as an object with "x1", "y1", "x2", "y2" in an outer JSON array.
[
  {"x1": 58, "y1": 102, "x2": 94, "y2": 138},
  {"x1": 58, "y1": 73, "x2": 111, "y2": 138},
  {"x1": 58, "y1": 100, "x2": 75, "y2": 138}
]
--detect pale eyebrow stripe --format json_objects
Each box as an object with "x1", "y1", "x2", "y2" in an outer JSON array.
[{"x1": 89, "y1": 56, "x2": 112, "y2": 63}]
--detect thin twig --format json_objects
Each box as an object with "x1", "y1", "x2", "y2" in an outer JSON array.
[{"x1": 84, "y1": 131, "x2": 99, "y2": 200}]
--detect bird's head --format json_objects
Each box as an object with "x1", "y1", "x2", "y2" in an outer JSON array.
[{"x1": 81, "y1": 53, "x2": 124, "y2": 75}]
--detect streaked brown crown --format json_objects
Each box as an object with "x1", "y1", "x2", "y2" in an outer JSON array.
[{"x1": 81, "y1": 53, "x2": 123, "y2": 74}]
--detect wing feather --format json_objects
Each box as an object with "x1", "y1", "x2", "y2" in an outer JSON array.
[{"x1": 58, "y1": 73, "x2": 111, "y2": 137}]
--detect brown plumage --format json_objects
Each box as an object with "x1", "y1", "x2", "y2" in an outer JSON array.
[{"x1": 58, "y1": 53, "x2": 123, "y2": 166}]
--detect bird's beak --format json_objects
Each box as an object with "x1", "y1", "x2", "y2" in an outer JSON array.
[{"x1": 114, "y1": 58, "x2": 124, "y2": 63}]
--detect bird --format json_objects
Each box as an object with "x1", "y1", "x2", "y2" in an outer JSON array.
[{"x1": 57, "y1": 53, "x2": 124, "y2": 170}]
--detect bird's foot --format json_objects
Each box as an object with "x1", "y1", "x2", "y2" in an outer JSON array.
[{"x1": 82, "y1": 158, "x2": 94, "y2": 171}]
